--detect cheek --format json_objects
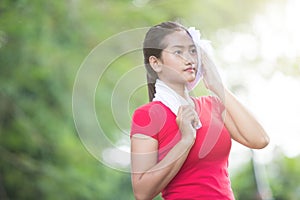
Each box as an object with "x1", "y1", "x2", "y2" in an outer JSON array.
[
  {"x1": 160, "y1": 52, "x2": 185, "y2": 75},
  {"x1": 162, "y1": 62, "x2": 182, "y2": 75},
  {"x1": 161, "y1": 53, "x2": 180, "y2": 67},
  {"x1": 191, "y1": 53, "x2": 198, "y2": 61}
]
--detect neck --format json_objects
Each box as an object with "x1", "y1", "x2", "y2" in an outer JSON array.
[{"x1": 159, "y1": 79, "x2": 188, "y2": 100}]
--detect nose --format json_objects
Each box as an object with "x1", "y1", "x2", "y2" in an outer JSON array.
[{"x1": 181, "y1": 52, "x2": 196, "y2": 66}]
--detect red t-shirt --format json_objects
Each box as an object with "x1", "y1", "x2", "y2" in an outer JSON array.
[{"x1": 131, "y1": 96, "x2": 235, "y2": 200}]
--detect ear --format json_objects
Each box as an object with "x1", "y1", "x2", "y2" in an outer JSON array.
[{"x1": 149, "y1": 56, "x2": 162, "y2": 73}]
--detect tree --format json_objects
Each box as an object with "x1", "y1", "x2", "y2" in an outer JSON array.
[{"x1": 0, "y1": 0, "x2": 275, "y2": 199}]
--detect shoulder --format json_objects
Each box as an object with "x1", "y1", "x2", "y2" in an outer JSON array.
[
  {"x1": 193, "y1": 95, "x2": 224, "y2": 112},
  {"x1": 131, "y1": 101, "x2": 170, "y2": 128},
  {"x1": 131, "y1": 101, "x2": 171, "y2": 139},
  {"x1": 132, "y1": 101, "x2": 169, "y2": 117},
  {"x1": 193, "y1": 95, "x2": 221, "y2": 104},
  {"x1": 133, "y1": 101, "x2": 162, "y2": 111}
]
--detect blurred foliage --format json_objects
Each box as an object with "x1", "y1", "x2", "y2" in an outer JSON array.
[
  {"x1": 0, "y1": 0, "x2": 298, "y2": 199},
  {"x1": 231, "y1": 161, "x2": 258, "y2": 200},
  {"x1": 267, "y1": 149, "x2": 300, "y2": 200},
  {"x1": 231, "y1": 149, "x2": 300, "y2": 200}
]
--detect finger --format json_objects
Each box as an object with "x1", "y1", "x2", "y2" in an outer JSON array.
[
  {"x1": 178, "y1": 105, "x2": 198, "y2": 118},
  {"x1": 185, "y1": 108, "x2": 200, "y2": 122},
  {"x1": 193, "y1": 118, "x2": 202, "y2": 129},
  {"x1": 177, "y1": 106, "x2": 182, "y2": 115}
]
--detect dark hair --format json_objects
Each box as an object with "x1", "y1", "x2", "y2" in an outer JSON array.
[{"x1": 143, "y1": 21, "x2": 188, "y2": 101}]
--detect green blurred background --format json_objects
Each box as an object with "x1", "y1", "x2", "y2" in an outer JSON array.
[{"x1": 1, "y1": 0, "x2": 300, "y2": 199}]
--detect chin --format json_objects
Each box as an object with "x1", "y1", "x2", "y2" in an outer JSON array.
[{"x1": 185, "y1": 77, "x2": 196, "y2": 83}]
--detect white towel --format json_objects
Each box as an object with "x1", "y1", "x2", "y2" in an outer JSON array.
[
  {"x1": 186, "y1": 27, "x2": 213, "y2": 91},
  {"x1": 153, "y1": 79, "x2": 202, "y2": 130}
]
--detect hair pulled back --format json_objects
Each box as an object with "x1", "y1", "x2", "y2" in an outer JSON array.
[{"x1": 143, "y1": 21, "x2": 188, "y2": 101}]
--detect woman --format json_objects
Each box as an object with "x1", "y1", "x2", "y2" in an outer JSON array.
[{"x1": 130, "y1": 21, "x2": 269, "y2": 200}]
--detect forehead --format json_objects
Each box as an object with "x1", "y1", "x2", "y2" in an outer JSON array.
[{"x1": 162, "y1": 30, "x2": 194, "y2": 48}]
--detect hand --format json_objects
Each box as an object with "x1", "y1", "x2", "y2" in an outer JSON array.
[
  {"x1": 176, "y1": 105, "x2": 199, "y2": 143},
  {"x1": 201, "y1": 48, "x2": 224, "y2": 96}
]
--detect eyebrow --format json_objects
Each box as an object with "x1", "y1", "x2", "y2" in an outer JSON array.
[{"x1": 169, "y1": 44, "x2": 196, "y2": 49}]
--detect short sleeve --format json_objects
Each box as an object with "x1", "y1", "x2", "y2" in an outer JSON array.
[
  {"x1": 130, "y1": 103, "x2": 167, "y2": 140},
  {"x1": 210, "y1": 95, "x2": 225, "y2": 114}
]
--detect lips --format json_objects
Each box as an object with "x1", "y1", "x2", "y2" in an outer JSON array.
[
  {"x1": 184, "y1": 66, "x2": 196, "y2": 72},
  {"x1": 184, "y1": 63, "x2": 197, "y2": 72}
]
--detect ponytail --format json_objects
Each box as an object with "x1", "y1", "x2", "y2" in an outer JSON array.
[{"x1": 146, "y1": 64, "x2": 158, "y2": 101}]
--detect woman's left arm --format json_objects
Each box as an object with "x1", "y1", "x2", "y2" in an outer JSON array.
[
  {"x1": 221, "y1": 88, "x2": 269, "y2": 149},
  {"x1": 201, "y1": 49, "x2": 270, "y2": 149}
]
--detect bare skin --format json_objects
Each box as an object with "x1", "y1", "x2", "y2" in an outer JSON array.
[
  {"x1": 201, "y1": 49, "x2": 270, "y2": 149},
  {"x1": 131, "y1": 30, "x2": 269, "y2": 200}
]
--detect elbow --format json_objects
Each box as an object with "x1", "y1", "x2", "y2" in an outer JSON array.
[
  {"x1": 133, "y1": 190, "x2": 153, "y2": 200},
  {"x1": 134, "y1": 193, "x2": 150, "y2": 200},
  {"x1": 253, "y1": 135, "x2": 270, "y2": 149},
  {"x1": 132, "y1": 183, "x2": 156, "y2": 200}
]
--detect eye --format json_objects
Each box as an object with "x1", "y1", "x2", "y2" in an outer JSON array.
[
  {"x1": 174, "y1": 50, "x2": 182, "y2": 55},
  {"x1": 190, "y1": 48, "x2": 197, "y2": 54}
]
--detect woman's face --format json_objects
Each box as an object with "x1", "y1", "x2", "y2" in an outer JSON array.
[{"x1": 158, "y1": 30, "x2": 198, "y2": 86}]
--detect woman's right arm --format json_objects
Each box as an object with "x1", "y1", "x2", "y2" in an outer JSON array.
[{"x1": 131, "y1": 105, "x2": 197, "y2": 200}]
